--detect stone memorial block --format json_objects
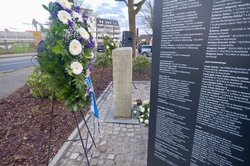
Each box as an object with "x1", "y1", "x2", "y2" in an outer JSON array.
[
  {"x1": 148, "y1": 0, "x2": 250, "y2": 166},
  {"x1": 112, "y1": 47, "x2": 132, "y2": 118}
]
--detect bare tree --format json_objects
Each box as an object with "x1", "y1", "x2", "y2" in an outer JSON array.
[
  {"x1": 116, "y1": 0, "x2": 146, "y2": 57},
  {"x1": 140, "y1": 0, "x2": 153, "y2": 34}
]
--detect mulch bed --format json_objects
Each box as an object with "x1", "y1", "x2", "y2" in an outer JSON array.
[{"x1": 0, "y1": 66, "x2": 151, "y2": 166}]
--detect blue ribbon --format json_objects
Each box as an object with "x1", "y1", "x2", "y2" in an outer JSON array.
[{"x1": 86, "y1": 75, "x2": 100, "y2": 130}]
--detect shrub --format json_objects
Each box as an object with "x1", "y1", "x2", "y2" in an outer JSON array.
[
  {"x1": 133, "y1": 56, "x2": 150, "y2": 72},
  {"x1": 27, "y1": 68, "x2": 52, "y2": 98},
  {"x1": 94, "y1": 53, "x2": 112, "y2": 67}
]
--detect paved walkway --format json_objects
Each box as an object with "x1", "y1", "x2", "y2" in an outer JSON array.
[
  {"x1": 49, "y1": 81, "x2": 151, "y2": 166},
  {"x1": 0, "y1": 67, "x2": 34, "y2": 99}
]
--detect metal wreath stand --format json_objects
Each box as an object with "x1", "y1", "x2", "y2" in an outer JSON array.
[{"x1": 46, "y1": 93, "x2": 97, "y2": 166}]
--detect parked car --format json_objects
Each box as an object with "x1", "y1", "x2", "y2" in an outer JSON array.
[{"x1": 141, "y1": 45, "x2": 152, "y2": 57}]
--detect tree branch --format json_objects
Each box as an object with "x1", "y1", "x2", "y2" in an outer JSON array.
[
  {"x1": 121, "y1": 0, "x2": 128, "y2": 6},
  {"x1": 134, "y1": 0, "x2": 146, "y2": 15}
]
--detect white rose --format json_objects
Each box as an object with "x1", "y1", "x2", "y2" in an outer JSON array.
[
  {"x1": 145, "y1": 119, "x2": 149, "y2": 124},
  {"x1": 69, "y1": 39, "x2": 82, "y2": 55},
  {"x1": 139, "y1": 118, "x2": 144, "y2": 122},
  {"x1": 70, "y1": 61, "x2": 83, "y2": 75},
  {"x1": 106, "y1": 45, "x2": 110, "y2": 49},
  {"x1": 57, "y1": 0, "x2": 73, "y2": 9},
  {"x1": 78, "y1": 28, "x2": 90, "y2": 40},
  {"x1": 58, "y1": 10, "x2": 72, "y2": 24},
  {"x1": 111, "y1": 42, "x2": 114, "y2": 46},
  {"x1": 72, "y1": 11, "x2": 83, "y2": 22},
  {"x1": 148, "y1": 108, "x2": 150, "y2": 112}
]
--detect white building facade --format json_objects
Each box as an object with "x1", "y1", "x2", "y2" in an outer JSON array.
[{"x1": 95, "y1": 18, "x2": 120, "y2": 46}]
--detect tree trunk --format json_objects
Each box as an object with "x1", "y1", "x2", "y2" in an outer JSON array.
[{"x1": 128, "y1": 0, "x2": 136, "y2": 58}]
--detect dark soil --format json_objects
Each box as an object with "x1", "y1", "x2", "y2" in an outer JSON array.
[{"x1": 0, "y1": 66, "x2": 151, "y2": 166}]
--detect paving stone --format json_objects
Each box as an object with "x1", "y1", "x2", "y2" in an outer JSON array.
[
  {"x1": 50, "y1": 82, "x2": 150, "y2": 166},
  {"x1": 128, "y1": 128, "x2": 134, "y2": 132},
  {"x1": 114, "y1": 127, "x2": 120, "y2": 131},
  {"x1": 59, "y1": 158, "x2": 68, "y2": 165},
  {"x1": 107, "y1": 153, "x2": 115, "y2": 160},
  {"x1": 98, "y1": 159, "x2": 105, "y2": 165},
  {"x1": 92, "y1": 150, "x2": 101, "y2": 158},
  {"x1": 65, "y1": 160, "x2": 81, "y2": 166},
  {"x1": 100, "y1": 140, "x2": 107, "y2": 145},
  {"x1": 69, "y1": 153, "x2": 79, "y2": 160},
  {"x1": 90, "y1": 158, "x2": 98, "y2": 166},
  {"x1": 127, "y1": 133, "x2": 135, "y2": 137},
  {"x1": 104, "y1": 160, "x2": 115, "y2": 166},
  {"x1": 115, "y1": 154, "x2": 125, "y2": 162},
  {"x1": 113, "y1": 131, "x2": 119, "y2": 135},
  {"x1": 127, "y1": 125, "x2": 134, "y2": 128},
  {"x1": 121, "y1": 128, "x2": 127, "y2": 132}
]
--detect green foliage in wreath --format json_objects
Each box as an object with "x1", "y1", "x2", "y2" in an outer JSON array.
[{"x1": 37, "y1": 0, "x2": 96, "y2": 111}]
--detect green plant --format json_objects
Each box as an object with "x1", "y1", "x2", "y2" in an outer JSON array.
[
  {"x1": 27, "y1": 69, "x2": 52, "y2": 98},
  {"x1": 133, "y1": 56, "x2": 150, "y2": 72},
  {"x1": 94, "y1": 53, "x2": 112, "y2": 67}
]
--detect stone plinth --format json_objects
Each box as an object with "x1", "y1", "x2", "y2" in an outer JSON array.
[{"x1": 112, "y1": 47, "x2": 132, "y2": 118}]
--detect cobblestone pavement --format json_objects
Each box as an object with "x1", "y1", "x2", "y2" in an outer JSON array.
[
  {"x1": 0, "y1": 67, "x2": 34, "y2": 99},
  {"x1": 50, "y1": 81, "x2": 151, "y2": 166}
]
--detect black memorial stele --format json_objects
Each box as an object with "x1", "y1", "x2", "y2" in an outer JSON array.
[{"x1": 148, "y1": 0, "x2": 250, "y2": 165}]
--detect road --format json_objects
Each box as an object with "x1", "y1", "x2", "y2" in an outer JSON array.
[{"x1": 0, "y1": 54, "x2": 36, "y2": 72}]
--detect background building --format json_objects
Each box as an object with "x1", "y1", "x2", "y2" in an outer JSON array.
[{"x1": 95, "y1": 18, "x2": 120, "y2": 46}]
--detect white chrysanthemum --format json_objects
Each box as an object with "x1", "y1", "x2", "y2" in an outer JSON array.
[
  {"x1": 69, "y1": 39, "x2": 82, "y2": 55},
  {"x1": 57, "y1": 0, "x2": 73, "y2": 9},
  {"x1": 140, "y1": 107, "x2": 145, "y2": 113},
  {"x1": 72, "y1": 11, "x2": 83, "y2": 22},
  {"x1": 78, "y1": 28, "x2": 90, "y2": 40},
  {"x1": 58, "y1": 10, "x2": 72, "y2": 24},
  {"x1": 70, "y1": 61, "x2": 83, "y2": 75},
  {"x1": 106, "y1": 45, "x2": 110, "y2": 49},
  {"x1": 142, "y1": 100, "x2": 149, "y2": 105},
  {"x1": 139, "y1": 118, "x2": 144, "y2": 123},
  {"x1": 145, "y1": 119, "x2": 149, "y2": 124}
]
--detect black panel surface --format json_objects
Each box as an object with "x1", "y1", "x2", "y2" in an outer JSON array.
[{"x1": 148, "y1": 0, "x2": 250, "y2": 165}]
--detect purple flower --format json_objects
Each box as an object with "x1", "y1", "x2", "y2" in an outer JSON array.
[
  {"x1": 67, "y1": 20, "x2": 73, "y2": 27},
  {"x1": 54, "y1": 10, "x2": 58, "y2": 17},
  {"x1": 87, "y1": 63, "x2": 94, "y2": 72},
  {"x1": 82, "y1": 13, "x2": 88, "y2": 19},
  {"x1": 55, "y1": 2, "x2": 63, "y2": 9},
  {"x1": 79, "y1": 37, "x2": 83, "y2": 43},
  {"x1": 65, "y1": 8, "x2": 72, "y2": 14},
  {"x1": 75, "y1": 6, "x2": 80, "y2": 13}
]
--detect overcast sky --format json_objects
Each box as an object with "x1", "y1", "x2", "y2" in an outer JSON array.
[{"x1": 0, "y1": 0, "x2": 132, "y2": 32}]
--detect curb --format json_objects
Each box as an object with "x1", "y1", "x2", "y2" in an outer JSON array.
[
  {"x1": 0, "y1": 53, "x2": 36, "y2": 59},
  {"x1": 49, "y1": 83, "x2": 113, "y2": 166}
]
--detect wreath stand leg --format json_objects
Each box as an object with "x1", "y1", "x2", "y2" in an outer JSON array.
[
  {"x1": 46, "y1": 95, "x2": 55, "y2": 166},
  {"x1": 80, "y1": 111, "x2": 97, "y2": 148},
  {"x1": 72, "y1": 111, "x2": 90, "y2": 166}
]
